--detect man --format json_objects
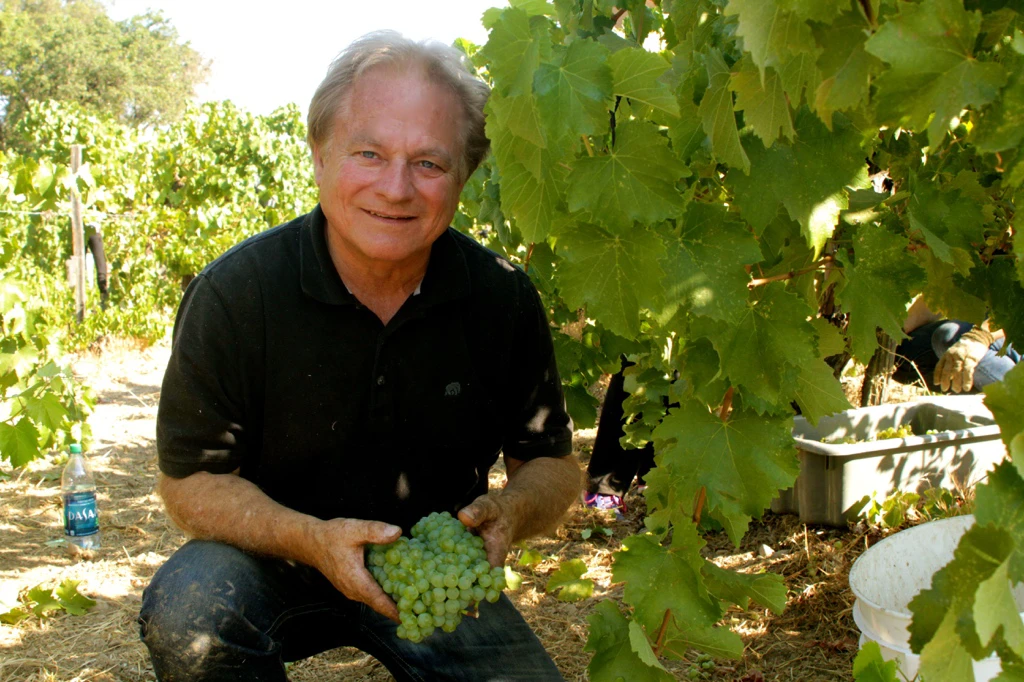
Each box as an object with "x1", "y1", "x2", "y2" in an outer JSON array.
[
  {"x1": 893, "y1": 296, "x2": 1018, "y2": 393},
  {"x1": 139, "y1": 31, "x2": 580, "y2": 681}
]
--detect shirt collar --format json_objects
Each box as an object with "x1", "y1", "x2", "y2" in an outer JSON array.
[{"x1": 299, "y1": 204, "x2": 471, "y2": 308}]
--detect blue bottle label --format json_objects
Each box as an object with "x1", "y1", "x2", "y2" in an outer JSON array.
[{"x1": 64, "y1": 491, "x2": 99, "y2": 537}]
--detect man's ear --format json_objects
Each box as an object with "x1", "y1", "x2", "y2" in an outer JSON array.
[{"x1": 312, "y1": 144, "x2": 326, "y2": 187}]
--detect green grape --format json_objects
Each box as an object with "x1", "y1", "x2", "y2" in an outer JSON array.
[{"x1": 365, "y1": 511, "x2": 512, "y2": 642}]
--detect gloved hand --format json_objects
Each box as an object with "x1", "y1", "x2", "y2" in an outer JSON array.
[{"x1": 934, "y1": 327, "x2": 994, "y2": 393}]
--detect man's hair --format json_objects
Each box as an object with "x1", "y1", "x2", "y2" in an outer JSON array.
[{"x1": 307, "y1": 31, "x2": 491, "y2": 182}]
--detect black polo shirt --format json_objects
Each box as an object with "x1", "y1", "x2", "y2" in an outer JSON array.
[{"x1": 156, "y1": 205, "x2": 573, "y2": 532}]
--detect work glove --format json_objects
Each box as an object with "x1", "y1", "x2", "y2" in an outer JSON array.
[{"x1": 934, "y1": 327, "x2": 994, "y2": 393}]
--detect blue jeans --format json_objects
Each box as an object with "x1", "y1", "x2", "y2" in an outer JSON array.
[
  {"x1": 894, "y1": 320, "x2": 1019, "y2": 391},
  {"x1": 139, "y1": 540, "x2": 563, "y2": 681}
]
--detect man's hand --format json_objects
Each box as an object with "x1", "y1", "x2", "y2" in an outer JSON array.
[
  {"x1": 458, "y1": 493, "x2": 516, "y2": 567},
  {"x1": 934, "y1": 327, "x2": 994, "y2": 393},
  {"x1": 309, "y1": 518, "x2": 403, "y2": 621}
]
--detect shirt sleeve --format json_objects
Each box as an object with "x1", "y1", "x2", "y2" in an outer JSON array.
[
  {"x1": 156, "y1": 273, "x2": 260, "y2": 478},
  {"x1": 501, "y1": 271, "x2": 574, "y2": 461}
]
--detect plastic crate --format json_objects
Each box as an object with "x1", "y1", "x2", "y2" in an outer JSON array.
[{"x1": 771, "y1": 395, "x2": 1006, "y2": 526}]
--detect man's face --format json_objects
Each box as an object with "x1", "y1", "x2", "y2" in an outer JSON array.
[{"x1": 313, "y1": 68, "x2": 466, "y2": 272}]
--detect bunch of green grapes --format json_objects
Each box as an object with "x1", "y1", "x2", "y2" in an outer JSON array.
[
  {"x1": 874, "y1": 423, "x2": 915, "y2": 440},
  {"x1": 367, "y1": 511, "x2": 507, "y2": 642}
]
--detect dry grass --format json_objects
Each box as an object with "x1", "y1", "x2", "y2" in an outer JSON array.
[{"x1": 0, "y1": 342, "x2": 922, "y2": 681}]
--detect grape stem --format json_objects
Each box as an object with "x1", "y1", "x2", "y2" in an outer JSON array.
[{"x1": 653, "y1": 608, "x2": 671, "y2": 656}]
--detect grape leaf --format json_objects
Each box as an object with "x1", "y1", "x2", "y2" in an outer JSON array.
[
  {"x1": 489, "y1": 93, "x2": 547, "y2": 152},
  {"x1": 613, "y1": 533, "x2": 744, "y2": 658},
  {"x1": 778, "y1": 0, "x2": 847, "y2": 23},
  {"x1": 555, "y1": 222, "x2": 666, "y2": 338},
  {"x1": 0, "y1": 606, "x2": 29, "y2": 625},
  {"x1": 628, "y1": 620, "x2": 669, "y2": 671},
  {"x1": 481, "y1": 9, "x2": 553, "y2": 96},
  {"x1": 908, "y1": 171, "x2": 990, "y2": 265},
  {"x1": 546, "y1": 558, "x2": 595, "y2": 601},
  {"x1": 731, "y1": 59, "x2": 794, "y2": 148},
  {"x1": 967, "y1": 259, "x2": 1024, "y2": 349},
  {"x1": 835, "y1": 227, "x2": 923, "y2": 362},
  {"x1": 663, "y1": 202, "x2": 762, "y2": 324},
  {"x1": 23, "y1": 392, "x2": 68, "y2": 433},
  {"x1": 692, "y1": 287, "x2": 819, "y2": 410},
  {"x1": 0, "y1": 418, "x2": 41, "y2": 468},
  {"x1": 810, "y1": 317, "x2": 846, "y2": 359},
  {"x1": 585, "y1": 600, "x2": 677, "y2": 682},
  {"x1": 698, "y1": 49, "x2": 750, "y2": 173},
  {"x1": 609, "y1": 47, "x2": 680, "y2": 117},
  {"x1": 918, "y1": 609, "x2": 976, "y2": 681},
  {"x1": 915, "y1": 250, "x2": 988, "y2": 325},
  {"x1": 487, "y1": 96, "x2": 545, "y2": 180},
  {"x1": 535, "y1": 40, "x2": 613, "y2": 139},
  {"x1": 27, "y1": 585, "x2": 62, "y2": 618},
  {"x1": 984, "y1": 364, "x2": 1024, "y2": 457},
  {"x1": 566, "y1": 120, "x2": 689, "y2": 230},
  {"x1": 864, "y1": 0, "x2": 1008, "y2": 145},
  {"x1": 975, "y1": 559, "x2": 1024, "y2": 655},
  {"x1": 776, "y1": 49, "x2": 822, "y2": 113},
  {"x1": 852, "y1": 641, "x2": 901, "y2": 682},
  {"x1": 973, "y1": 461, "x2": 1024, "y2": 581},
  {"x1": 812, "y1": 11, "x2": 884, "y2": 121},
  {"x1": 725, "y1": 0, "x2": 818, "y2": 83},
  {"x1": 909, "y1": 523, "x2": 1015, "y2": 658},
  {"x1": 731, "y1": 110, "x2": 867, "y2": 256},
  {"x1": 653, "y1": 399, "x2": 798, "y2": 543},
  {"x1": 54, "y1": 579, "x2": 96, "y2": 616},
  {"x1": 702, "y1": 561, "x2": 787, "y2": 614},
  {"x1": 498, "y1": 158, "x2": 566, "y2": 244},
  {"x1": 509, "y1": 0, "x2": 555, "y2": 15},
  {"x1": 794, "y1": 359, "x2": 852, "y2": 425},
  {"x1": 973, "y1": 52, "x2": 1024, "y2": 153}
]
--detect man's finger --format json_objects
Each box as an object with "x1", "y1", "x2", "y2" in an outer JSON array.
[
  {"x1": 458, "y1": 497, "x2": 498, "y2": 528},
  {"x1": 357, "y1": 520, "x2": 402, "y2": 545}
]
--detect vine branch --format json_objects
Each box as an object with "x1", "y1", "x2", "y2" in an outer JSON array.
[
  {"x1": 523, "y1": 243, "x2": 536, "y2": 274},
  {"x1": 747, "y1": 256, "x2": 834, "y2": 289}
]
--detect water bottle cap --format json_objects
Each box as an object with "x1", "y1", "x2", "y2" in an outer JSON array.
[{"x1": 69, "y1": 444, "x2": 82, "y2": 454}]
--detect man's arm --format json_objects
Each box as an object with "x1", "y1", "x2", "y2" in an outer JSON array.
[
  {"x1": 157, "y1": 470, "x2": 402, "y2": 620},
  {"x1": 458, "y1": 454, "x2": 581, "y2": 567}
]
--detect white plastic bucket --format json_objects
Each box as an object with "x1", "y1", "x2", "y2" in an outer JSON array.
[{"x1": 848, "y1": 514, "x2": 1024, "y2": 681}]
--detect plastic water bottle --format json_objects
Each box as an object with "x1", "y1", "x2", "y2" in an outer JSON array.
[{"x1": 62, "y1": 443, "x2": 101, "y2": 551}]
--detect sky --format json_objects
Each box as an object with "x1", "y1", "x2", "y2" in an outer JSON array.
[{"x1": 104, "y1": 1, "x2": 508, "y2": 117}]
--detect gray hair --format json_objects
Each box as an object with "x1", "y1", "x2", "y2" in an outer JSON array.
[{"x1": 307, "y1": 30, "x2": 491, "y2": 182}]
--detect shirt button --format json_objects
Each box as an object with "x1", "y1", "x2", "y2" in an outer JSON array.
[{"x1": 377, "y1": 375, "x2": 385, "y2": 386}]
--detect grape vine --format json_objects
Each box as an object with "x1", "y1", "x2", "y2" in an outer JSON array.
[{"x1": 465, "y1": 1, "x2": 1024, "y2": 679}]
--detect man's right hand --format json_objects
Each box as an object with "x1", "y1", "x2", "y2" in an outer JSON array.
[
  {"x1": 309, "y1": 518, "x2": 402, "y2": 622},
  {"x1": 934, "y1": 327, "x2": 994, "y2": 393}
]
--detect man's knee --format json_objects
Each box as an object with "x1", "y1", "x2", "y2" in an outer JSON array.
[{"x1": 139, "y1": 540, "x2": 278, "y2": 679}]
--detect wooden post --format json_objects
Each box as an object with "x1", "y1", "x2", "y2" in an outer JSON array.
[{"x1": 70, "y1": 145, "x2": 86, "y2": 322}]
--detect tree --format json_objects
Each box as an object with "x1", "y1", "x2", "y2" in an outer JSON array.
[{"x1": 0, "y1": 0, "x2": 207, "y2": 137}]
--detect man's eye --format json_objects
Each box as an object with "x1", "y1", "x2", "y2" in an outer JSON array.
[
  {"x1": 419, "y1": 160, "x2": 438, "y2": 170},
  {"x1": 360, "y1": 151, "x2": 377, "y2": 159}
]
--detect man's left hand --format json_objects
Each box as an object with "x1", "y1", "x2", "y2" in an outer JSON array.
[{"x1": 458, "y1": 493, "x2": 517, "y2": 567}]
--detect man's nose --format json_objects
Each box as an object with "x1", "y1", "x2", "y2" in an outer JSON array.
[{"x1": 377, "y1": 161, "x2": 415, "y2": 201}]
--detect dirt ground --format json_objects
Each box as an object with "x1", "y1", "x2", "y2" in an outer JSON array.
[{"x1": 0, "y1": 340, "x2": 930, "y2": 681}]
